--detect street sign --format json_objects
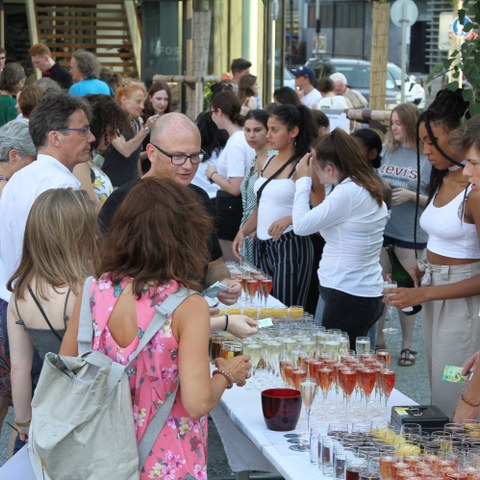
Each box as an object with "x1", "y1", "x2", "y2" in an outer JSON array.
[
  {"x1": 390, "y1": 0, "x2": 418, "y2": 28},
  {"x1": 452, "y1": 15, "x2": 473, "y2": 37}
]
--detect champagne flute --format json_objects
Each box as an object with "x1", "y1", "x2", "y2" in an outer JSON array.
[
  {"x1": 379, "y1": 369, "x2": 396, "y2": 413},
  {"x1": 316, "y1": 366, "x2": 333, "y2": 406},
  {"x1": 383, "y1": 281, "x2": 399, "y2": 334},
  {"x1": 259, "y1": 275, "x2": 272, "y2": 307},
  {"x1": 339, "y1": 367, "x2": 357, "y2": 419},
  {"x1": 243, "y1": 342, "x2": 262, "y2": 377},
  {"x1": 355, "y1": 336, "x2": 371, "y2": 355},
  {"x1": 300, "y1": 379, "x2": 318, "y2": 434}
]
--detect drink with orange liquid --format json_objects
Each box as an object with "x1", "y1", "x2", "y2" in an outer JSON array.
[
  {"x1": 284, "y1": 363, "x2": 295, "y2": 387},
  {"x1": 376, "y1": 349, "x2": 392, "y2": 366},
  {"x1": 316, "y1": 366, "x2": 333, "y2": 404},
  {"x1": 245, "y1": 278, "x2": 259, "y2": 299},
  {"x1": 291, "y1": 368, "x2": 306, "y2": 390},
  {"x1": 379, "y1": 455, "x2": 396, "y2": 480},
  {"x1": 280, "y1": 358, "x2": 293, "y2": 386},
  {"x1": 339, "y1": 368, "x2": 357, "y2": 397},
  {"x1": 360, "y1": 368, "x2": 377, "y2": 399}
]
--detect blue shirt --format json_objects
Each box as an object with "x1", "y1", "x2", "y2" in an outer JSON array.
[{"x1": 69, "y1": 79, "x2": 111, "y2": 97}]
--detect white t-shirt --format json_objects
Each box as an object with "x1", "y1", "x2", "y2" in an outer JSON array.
[
  {"x1": 300, "y1": 88, "x2": 322, "y2": 109},
  {"x1": 254, "y1": 176, "x2": 295, "y2": 240},
  {"x1": 0, "y1": 154, "x2": 80, "y2": 302},
  {"x1": 315, "y1": 95, "x2": 349, "y2": 110},
  {"x1": 293, "y1": 176, "x2": 388, "y2": 297},
  {"x1": 191, "y1": 149, "x2": 221, "y2": 199},
  {"x1": 216, "y1": 130, "x2": 255, "y2": 179}
]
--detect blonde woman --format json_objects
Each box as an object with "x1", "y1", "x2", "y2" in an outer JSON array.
[
  {"x1": 102, "y1": 81, "x2": 159, "y2": 188},
  {"x1": 7, "y1": 188, "x2": 98, "y2": 446}
]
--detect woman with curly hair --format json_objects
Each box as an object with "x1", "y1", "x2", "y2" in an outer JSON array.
[{"x1": 60, "y1": 177, "x2": 250, "y2": 479}]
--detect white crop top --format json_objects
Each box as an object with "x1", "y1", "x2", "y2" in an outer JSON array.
[
  {"x1": 254, "y1": 176, "x2": 295, "y2": 240},
  {"x1": 419, "y1": 185, "x2": 480, "y2": 259}
]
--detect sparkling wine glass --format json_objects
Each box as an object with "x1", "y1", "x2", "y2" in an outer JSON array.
[
  {"x1": 339, "y1": 367, "x2": 357, "y2": 418},
  {"x1": 383, "y1": 281, "x2": 399, "y2": 334},
  {"x1": 379, "y1": 368, "x2": 396, "y2": 413},
  {"x1": 243, "y1": 342, "x2": 262, "y2": 377},
  {"x1": 300, "y1": 379, "x2": 318, "y2": 434},
  {"x1": 316, "y1": 366, "x2": 333, "y2": 405},
  {"x1": 259, "y1": 275, "x2": 272, "y2": 307}
]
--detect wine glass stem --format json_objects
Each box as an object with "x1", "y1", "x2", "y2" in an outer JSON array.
[{"x1": 306, "y1": 407, "x2": 311, "y2": 433}]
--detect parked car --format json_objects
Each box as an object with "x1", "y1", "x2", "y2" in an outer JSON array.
[{"x1": 304, "y1": 57, "x2": 426, "y2": 109}]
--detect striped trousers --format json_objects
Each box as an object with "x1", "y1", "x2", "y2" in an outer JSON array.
[{"x1": 254, "y1": 231, "x2": 314, "y2": 308}]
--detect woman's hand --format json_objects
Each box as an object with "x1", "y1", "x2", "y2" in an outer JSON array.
[
  {"x1": 18, "y1": 425, "x2": 29, "y2": 443},
  {"x1": 227, "y1": 315, "x2": 258, "y2": 339},
  {"x1": 145, "y1": 114, "x2": 159, "y2": 130},
  {"x1": 206, "y1": 164, "x2": 217, "y2": 182},
  {"x1": 232, "y1": 230, "x2": 245, "y2": 261},
  {"x1": 215, "y1": 355, "x2": 251, "y2": 387},
  {"x1": 295, "y1": 152, "x2": 313, "y2": 179},
  {"x1": 391, "y1": 188, "x2": 414, "y2": 206},
  {"x1": 462, "y1": 351, "x2": 480, "y2": 376},
  {"x1": 268, "y1": 216, "x2": 291, "y2": 241},
  {"x1": 382, "y1": 286, "x2": 426, "y2": 309}
]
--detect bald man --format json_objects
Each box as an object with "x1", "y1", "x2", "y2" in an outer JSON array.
[{"x1": 99, "y1": 113, "x2": 257, "y2": 337}]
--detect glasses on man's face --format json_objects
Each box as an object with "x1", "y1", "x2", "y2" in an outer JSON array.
[
  {"x1": 150, "y1": 143, "x2": 205, "y2": 166},
  {"x1": 56, "y1": 126, "x2": 91, "y2": 138}
]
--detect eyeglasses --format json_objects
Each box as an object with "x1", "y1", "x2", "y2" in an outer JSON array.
[
  {"x1": 56, "y1": 126, "x2": 91, "y2": 138},
  {"x1": 150, "y1": 143, "x2": 205, "y2": 165}
]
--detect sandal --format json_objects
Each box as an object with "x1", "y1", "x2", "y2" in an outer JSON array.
[{"x1": 398, "y1": 348, "x2": 417, "y2": 367}]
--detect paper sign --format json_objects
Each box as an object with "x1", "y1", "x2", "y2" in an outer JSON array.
[{"x1": 258, "y1": 317, "x2": 274, "y2": 329}]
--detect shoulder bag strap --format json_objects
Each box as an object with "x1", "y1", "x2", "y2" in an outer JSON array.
[
  {"x1": 77, "y1": 276, "x2": 95, "y2": 355},
  {"x1": 135, "y1": 288, "x2": 200, "y2": 468},
  {"x1": 256, "y1": 154, "x2": 298, "y2": 205},
  {"x1": 27, "y1": 285, "x2": 63, "y2": 342}
]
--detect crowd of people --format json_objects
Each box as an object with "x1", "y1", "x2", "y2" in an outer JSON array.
[{"x1": 0, "y1": 44, "x2": 479, "y2": 477}]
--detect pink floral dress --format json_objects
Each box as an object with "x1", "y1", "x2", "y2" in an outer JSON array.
[{"x1": 89, "y1": 276, "x2": 208, "y2": 480}]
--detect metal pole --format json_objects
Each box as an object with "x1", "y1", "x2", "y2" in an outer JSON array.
[
  {"x1": 400, "y1": 3, "x2": 407, "y2": 104},
  {"x1": 315, "y1": 0, "x2": 321, "y2": 58}
]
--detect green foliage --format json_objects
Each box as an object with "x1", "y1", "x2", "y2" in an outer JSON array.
[{"x1": 428, "y1": 0, "x2": 480, "y2": 117}]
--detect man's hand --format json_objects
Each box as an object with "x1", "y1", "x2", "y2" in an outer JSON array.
[{"x1": 217, "y1": 279, "x2": 241, "y2": 306}]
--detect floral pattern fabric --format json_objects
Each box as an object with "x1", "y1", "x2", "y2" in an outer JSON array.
[{"x1": 90, "y1": 276, "x2": 208, "y2": 480}]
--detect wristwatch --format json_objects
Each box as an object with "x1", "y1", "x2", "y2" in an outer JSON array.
[{"x1": 143, "y1": 126, "x2": 150, "y2": 135}]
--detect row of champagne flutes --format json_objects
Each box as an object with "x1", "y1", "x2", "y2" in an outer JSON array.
[
  {"x1": 224, "y1": 261, "x2": 273, "y2": 306},
  {"x1": 313, "y1": 421, "x2": 480, "y2": 480},
  {"x1": 227, "y1": 320, "x2": 397, "y2": 423}
]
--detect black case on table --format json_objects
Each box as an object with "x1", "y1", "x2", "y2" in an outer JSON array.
[{"x1": 390, "y1": 405, "x2": 449, "y2": 433}]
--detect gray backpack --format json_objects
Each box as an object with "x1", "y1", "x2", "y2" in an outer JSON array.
[{"x1": 28, "y1": 276, "x2": 196, "y2": 480}]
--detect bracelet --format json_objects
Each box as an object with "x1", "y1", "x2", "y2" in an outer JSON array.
[
  {"x1": 461, "y1": 394, "x2": 480, "y2": 407},
  {"x1": 212, "y1": 369, "x2": 234, "y2": 389},
  {"x1": 224, "y1": 314, "x2": 229, "y2": 332},
  {"x1": 209, "y1": 171, "x2": 217, "y2": 182},
  {"x1": 15, "y1": 419, "x2": 31, "y2": 427}
]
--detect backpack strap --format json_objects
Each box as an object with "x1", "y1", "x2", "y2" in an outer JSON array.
[
  {"x1": 135, "y1": 288, "x2": 199, "y2": 468},
  {"x1": 125, "y1": 287, "x2": 197, "y2": 369},
  {"x1": 77, "y1": 276, "x2": 94, "y2": 356}
]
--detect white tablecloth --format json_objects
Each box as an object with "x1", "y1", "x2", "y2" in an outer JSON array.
[{"x1": 211, "y1": 374, "x2": 417, "y2": 480}]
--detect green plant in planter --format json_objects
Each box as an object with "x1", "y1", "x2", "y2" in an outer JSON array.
[{"x1": 426, "y1": 1, "x2": 480, "y2": 117}]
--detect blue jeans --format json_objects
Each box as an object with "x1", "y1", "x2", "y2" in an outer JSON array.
[{"x1": 320, "y1": 286, "x2": 384, "y2": 351}]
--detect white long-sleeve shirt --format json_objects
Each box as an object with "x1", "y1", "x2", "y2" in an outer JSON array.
[{"x1": 292, "y1": 176, "x2": 388, "y2": 297}]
